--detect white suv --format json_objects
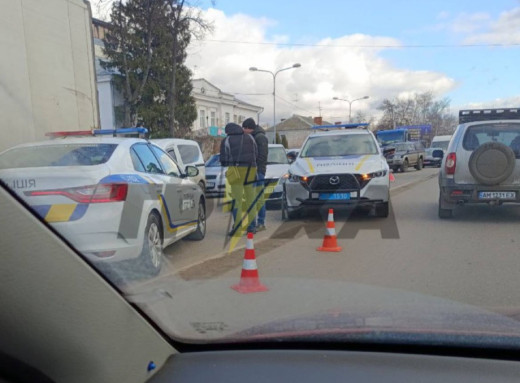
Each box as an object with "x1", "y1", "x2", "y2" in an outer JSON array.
[
  {"x1": 282, "y1": 125, "x2": 390, "y2": 219},
  {"x1": 438, "y1": 108, "x2": 520, "y2": 218}
]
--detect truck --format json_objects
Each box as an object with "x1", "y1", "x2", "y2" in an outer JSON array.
[
  {"x1": 375, "y1": 125, "x2": 432, "y2": 147},
  {"x1": 1, "y1": 0, "x2": 99, "y2": 152}
]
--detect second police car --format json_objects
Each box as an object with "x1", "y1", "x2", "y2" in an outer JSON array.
[
  {"x1": 281, "y1": 124, "x2": 390, "y2": 219},
  {"x1": 0, "y1": 128, "x2": 206, "y2": 276}
]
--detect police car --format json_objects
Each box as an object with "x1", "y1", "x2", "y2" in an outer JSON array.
[
  {"x1": 281, "y1": 124, "x2": 390, "y2": 219},
  {"x1": 0, "y1": 128, "x2": 206, "y2": 275}
]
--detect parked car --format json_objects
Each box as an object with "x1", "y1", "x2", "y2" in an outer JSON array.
[
  {"x1": 151, "y1": 138, "x2": 206, "y2": 192},
  {"x1": 425, "y1": 135, "x2": 452, "y2": 167},
  {"x1": 424, "y1": 148, "x2": 445, "y2": 167},
  {"x1": 204, "y1": 153, "x2": 226, "y2": 197},
  {"x1": 265, "y1": 144, "x2": 291, "y2": 209},
  {"x1": 384, "y1": 141, "x2": 425, "y2": 172},
  {"x1": 0, "y1": 130, "x2": 206, "y2": 275},
  {"x1": 282, "y1": 126, "x2": 390, "y2": 219},
  {"x1": 438, "y1": 108, "x2": 520, "y2": 218}
]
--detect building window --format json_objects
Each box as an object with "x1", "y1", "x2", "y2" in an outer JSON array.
[
  {"x1": 199, "y1": 110, "x2": 206, "y2": 128},
  {"x1": 225, "y1": 112, "x2": 230, "y2": 125},
  {"x1": 210, "y1": 111, "x2": 216, "y2": 127},
  {"x1": 238, "y1": 115, "x2": 245, "y2": 123}
]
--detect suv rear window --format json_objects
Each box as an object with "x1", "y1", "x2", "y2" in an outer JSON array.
[
  {"x1": 462, "y1": 123, "x2": 520, "y2": 155},
  {"x1": 0, "y1": 144, "x2": 117, "y2": 169}
]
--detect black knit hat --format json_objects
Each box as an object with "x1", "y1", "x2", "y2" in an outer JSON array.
[{"x1": 242, "y1": 118, "x2": 256, "y2": 130}]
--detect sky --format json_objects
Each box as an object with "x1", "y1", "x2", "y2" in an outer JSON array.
[{"x1": 93, "y1": 0, "x2": 520, "y2": 126}]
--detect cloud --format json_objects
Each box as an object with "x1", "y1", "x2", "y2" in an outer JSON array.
[
  {"x1": 458, "y1": 95, "x2": 520, "y2": 110},
  {"x1": 463, "y1": 7, "x2": 520, "y2": 44},
  {"x1": 187, "y1": 9, "x2": 456, "y2": 124}
]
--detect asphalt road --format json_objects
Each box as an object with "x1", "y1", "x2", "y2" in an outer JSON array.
[{"x1": 120, "y1": 166, "x2": 520, "y2": 340}]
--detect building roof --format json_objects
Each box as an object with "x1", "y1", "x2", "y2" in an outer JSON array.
[{"x1": 266, "y1": 114, "x2": 333, "y2": 131}]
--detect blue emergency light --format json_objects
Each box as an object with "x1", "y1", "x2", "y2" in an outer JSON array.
[{"x1": 93, "y1": 127, "x2": 149, "y2": 136}]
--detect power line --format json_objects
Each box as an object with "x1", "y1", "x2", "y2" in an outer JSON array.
[{"x1": 194, "y1": 38, "x2": 520, "y2": 49}]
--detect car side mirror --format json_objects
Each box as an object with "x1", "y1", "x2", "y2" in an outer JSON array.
[
  {"x1": 185, "y1": 165, "x2": 199, "y2": 177},
  {"x1": 432, "y1": 149, "x2": 444, "y2": 159}
]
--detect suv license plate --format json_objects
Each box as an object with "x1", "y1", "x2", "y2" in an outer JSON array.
[
  {"x1": 319, "y1": 193, "x2": 350, "y2": 200},
  {"x1": 478, "y1": 191, "x2": 516, "y2": 200}
]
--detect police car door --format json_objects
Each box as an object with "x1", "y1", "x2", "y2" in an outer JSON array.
[{"x1": 150, "y1": 145, "x2": 198, "y2": 238}]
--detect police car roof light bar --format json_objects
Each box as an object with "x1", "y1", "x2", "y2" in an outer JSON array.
[
  {"x1": 45, "y1": 130, "x2": 94, "y2": 138},
  {"x1": 312, "y1": 123, "x2": 370, "y2": 130},
  {"x1": 92, "y1": 127, "x2": 149, "y2": 136},
  {"x1": 459, "y1": 108, "x2": 519, "y2": 124}
]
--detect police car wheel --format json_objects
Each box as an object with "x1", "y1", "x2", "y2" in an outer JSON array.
[
  {"x1": 186, "y1": 198, "x2": 206, "y2": 240},
  {"x1": 140, "y1": 213, "x2": 163, "y2": 275}
]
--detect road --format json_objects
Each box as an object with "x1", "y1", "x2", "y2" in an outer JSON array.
[{"x1": 121, "y1": 167, "x2": 520, "y2": 339}]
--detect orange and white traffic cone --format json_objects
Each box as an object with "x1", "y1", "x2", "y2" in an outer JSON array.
[
  {"x1": 389, "y1": 172, "x2": 395, "y2": 182},
  {"x1": 231, "y1": 233, "x2": 268, "y2": 294},
  {"x1": 317, "y1": 209, "x2": 342, "y2": 252}
]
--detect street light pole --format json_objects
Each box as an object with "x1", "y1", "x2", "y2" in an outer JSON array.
[
  {"x1": 332, "y1": 96, "x2": 370, "y2": 123},
  {"x1": 250, "y1": 63, "x2": 301, "y2": 143}
]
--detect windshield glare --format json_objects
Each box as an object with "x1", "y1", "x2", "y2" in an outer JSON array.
[
  {"x1": 4, "y1": 0, "x2": 520, "y2": 353},
  {"x1": 301, "y1": 135, "x2": 378, "y2": 157}
]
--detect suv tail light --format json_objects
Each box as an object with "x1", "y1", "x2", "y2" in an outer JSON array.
[
  {"x1": 26, "y1": 183, "x2": 128, "y2": 203},
  {"x1": 445, "y1": 153, "x2": 456, "y2": 175}
]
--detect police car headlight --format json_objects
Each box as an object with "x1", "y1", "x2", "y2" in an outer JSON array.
[{"x1": 360, "y1": 170, "x2": 387, "y2": 180}]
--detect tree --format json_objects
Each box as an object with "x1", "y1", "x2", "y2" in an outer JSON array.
[
  {"x1": 275, "y1": 133, "x2": 281, "y2": 144},
  {"x1": 281, "y1": 135, "x2": 289, "y2": 149},
  {"x1": 163, "y1": 0, "x2": 213, "y2": 136},
  {"x1": 376, "y1": 92, "x2": 457, "y2": 135},
  {"x1": 101, "y1": 0, "x2": 168, "y2": 126},
  {"x1": 101, "y1": 0, "x2": 211, "y2": 136}
]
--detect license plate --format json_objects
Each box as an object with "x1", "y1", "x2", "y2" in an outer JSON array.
[
  {"x1": 206, "y1": 182, "x2": 215, "y2": 188},
  {"x1": 478, "y1": 191, "x2": 516, "y2": 200},
  {"x1": 319, "y1": 193, "x2": 350, "y2": 200}
]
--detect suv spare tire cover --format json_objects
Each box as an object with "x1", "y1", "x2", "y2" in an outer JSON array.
[{"x1": 468, "y1": 142, "x2": 515, "y2": 185}]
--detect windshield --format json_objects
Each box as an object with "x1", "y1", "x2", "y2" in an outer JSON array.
[
  {"x1": 376, "y1": 131, "x2": 406, "y2": 145},
  {"x1": 430, "y1": 141, "x2": 450, "y2": 150},
  {"x1": 4, "y1": 0, "x2": 520, "y2": 355},
  {"x1": 268, "y1": 147, "x2": 289, "y2": 164},
  {"x1": 301, "y1": 134, "x2": 378, "y2": 157}
]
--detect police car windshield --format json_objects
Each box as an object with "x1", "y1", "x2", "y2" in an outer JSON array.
[
  {"x1": 0, "y1": 144, "x2": 117, "y2": 169},
  {"x1": 301, "y1": 134, "x2": 378, "y2": 158}
]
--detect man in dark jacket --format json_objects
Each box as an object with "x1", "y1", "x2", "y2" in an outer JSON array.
[
  {"x1": 242, "y1": 118, "x2": 268, "y2": 231},
  {"x1": 220, "y1": 122, "x2": 257, "y2": 236}
]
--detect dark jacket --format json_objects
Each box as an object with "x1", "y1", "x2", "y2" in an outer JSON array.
[
  {"x1": 220, "y1": 123, "x2": 257, "y2": 167},
  {"x1": 252, "y1": 125, "x2": 268, "y2": 174}
]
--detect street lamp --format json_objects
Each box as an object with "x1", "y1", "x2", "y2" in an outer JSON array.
[
  {"x1": 250, "y1": 63, "x2": 301, "y2": 143},
  {"x1": 332, "y1": 95, "x2": 369, "y2": 123}
]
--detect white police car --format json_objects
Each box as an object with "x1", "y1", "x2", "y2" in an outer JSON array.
[
  {"x1": 281, "y1": 124, "x2": 390, "y2": 219},
  {"x1": 0, "y1": 128, "x2": 206, "y2": 275}
]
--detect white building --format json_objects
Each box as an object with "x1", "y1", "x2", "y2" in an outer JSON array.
[{"x1": 191, "y1": 79, "x2": 263, "y2": 136}]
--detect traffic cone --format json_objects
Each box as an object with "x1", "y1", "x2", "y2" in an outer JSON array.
[
  {"x1": 317, "y1": 209, "x2": 342, "y2": 252},
  {"x1": 231, "y1": 233, "x2": 268, "y2": 293},
  {"x1": 389, "y1": 172, "x2": 395, "y2": 182}
]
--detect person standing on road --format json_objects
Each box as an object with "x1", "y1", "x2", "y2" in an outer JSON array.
[
  {"x1": 220, "y1": 122, "x2": 257, "y2": 236},
  {"x1": 242, "y1": 118, "x2": 268, "y2": 231}
]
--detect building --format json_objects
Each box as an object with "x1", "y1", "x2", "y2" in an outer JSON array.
[
  {"x1": 268, "y1": 115, "x2": 334, "y2": 148},
  {"x1": 91, "y1": 19, "x2": 262, "y2": 136},
  {"x1": 191, "y1": 79, "x2": 263, "y2": 137},
  {"x1": 1, "y1": 0, "x2": 99, "y2": 152}
]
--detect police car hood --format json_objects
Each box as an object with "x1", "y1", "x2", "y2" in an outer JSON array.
[
  {"x1": 265, "y1": 164, "x2": 290, "y2": 179},
  {"x1": 291, "y1": 155, "x2": 386, "y2": 176}
]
